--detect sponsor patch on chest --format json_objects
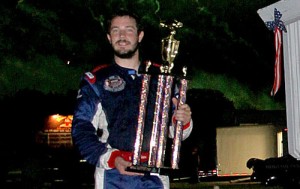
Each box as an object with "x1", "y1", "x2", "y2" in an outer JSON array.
[{"x1": 104, "y1": 75, "x2": 126, "y2": 92}]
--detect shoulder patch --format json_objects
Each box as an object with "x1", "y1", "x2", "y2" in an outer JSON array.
[{"x1": 85, "y1": 72, "x2": 96, "y2": 84}]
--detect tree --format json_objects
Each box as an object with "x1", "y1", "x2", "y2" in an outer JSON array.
[{"x1": 0, "y1": 0, "x2": 283, "y2": 109}]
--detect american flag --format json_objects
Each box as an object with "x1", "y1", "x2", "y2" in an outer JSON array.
[{"x1": 265, "y1": 8, "x2": 287, "y2": 96}]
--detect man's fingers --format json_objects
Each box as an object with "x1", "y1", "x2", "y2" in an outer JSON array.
[{"x1": 115, "y1": 156, "x2": 144, "y2": 176}]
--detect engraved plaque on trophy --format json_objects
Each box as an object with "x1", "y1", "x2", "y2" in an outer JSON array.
[{"x1": 129, "y1": 20, "x2": 188, "y2": 173}]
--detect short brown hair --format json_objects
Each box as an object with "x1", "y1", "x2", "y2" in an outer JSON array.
[{"x1": 106, "y1": 9, "x2": 143, "y2": 34}]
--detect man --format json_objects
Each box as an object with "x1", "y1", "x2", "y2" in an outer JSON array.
[{"x1": 72, "y1": 9, "x2": 193, "y2": 189}]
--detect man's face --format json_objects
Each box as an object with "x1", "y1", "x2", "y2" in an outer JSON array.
[{"x1": 107, "y1": 16, "x2": 144, "y2": 58}]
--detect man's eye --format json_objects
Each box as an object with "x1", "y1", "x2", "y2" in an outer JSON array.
[
  {"x1": 126, "y1": 28, "x2": 135, "y2": 33},
  {"x1": 111, "y1": 29, "x2": 119, "y2": 34}
]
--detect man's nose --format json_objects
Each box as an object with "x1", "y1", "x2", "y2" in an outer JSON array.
[{"x1": 119, "y1": 30, "x2": 126, "y2": 38}]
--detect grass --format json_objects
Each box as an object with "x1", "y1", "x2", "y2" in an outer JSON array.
[{"x1": 170, "y1": 182, "x2": 284, "y2": 189}]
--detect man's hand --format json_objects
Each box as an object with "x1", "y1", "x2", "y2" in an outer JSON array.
[
  {"x1": 172, "y1": 97, "x2": 192, "y2": 125},
  {"x1": 114, "y1": 156, "x2": 144, "y2": 176}
]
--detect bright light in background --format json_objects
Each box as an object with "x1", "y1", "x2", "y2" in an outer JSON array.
[
  {"x1": 46, "y1": 114, "x2": 73, "y2": 130},
  {"x1": 51, "y1": 114, "x2": 62, "y2": 121}
]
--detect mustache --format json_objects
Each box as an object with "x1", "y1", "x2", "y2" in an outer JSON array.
[{"x1": 116, "y1": 39, "x2": 130, "y2": 44}]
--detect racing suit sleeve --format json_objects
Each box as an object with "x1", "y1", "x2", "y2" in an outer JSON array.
[
  {"x1": 72, "y1": 75, "x2": 118, "y2": 169},
  {"x1": 168, "y1": 119, "x2": 193, "y2": 140}
]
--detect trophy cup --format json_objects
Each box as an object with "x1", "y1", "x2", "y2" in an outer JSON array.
[{"x1": 129, "y1": 20, "x2": 188, "y2": 173}]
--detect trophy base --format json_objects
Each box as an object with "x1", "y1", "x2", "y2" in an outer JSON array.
[
  {"x1": 126, "y1": 165, "x2": 158, "y2": 174},
  {"x1": 126, "y1": 165, "x2": 171, "y2": 175}
]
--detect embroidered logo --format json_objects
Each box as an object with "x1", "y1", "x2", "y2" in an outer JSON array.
[{"x1": 104, "y1": 75, "x2": 125, "y2": 92}]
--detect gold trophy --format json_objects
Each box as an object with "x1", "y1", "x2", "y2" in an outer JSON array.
[{"x1": 129, "y1": 20, "x2": 188, "y2": 173}]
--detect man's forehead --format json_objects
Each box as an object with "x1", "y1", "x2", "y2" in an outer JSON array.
[{"x1": 111, "y1": 16, "x2": 137, "y2": 27}]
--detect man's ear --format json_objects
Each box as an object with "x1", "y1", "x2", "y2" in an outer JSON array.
[
  {"x1": 138, "y1": 31, "x2": 144, "y2": 43},
  {"x1": 107, "y1": 34, "x2": 112, "y2": 44}
]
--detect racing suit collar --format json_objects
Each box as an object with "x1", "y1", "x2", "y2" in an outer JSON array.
[{"x1": 112, "y1": 60, "x2": 142, "y2": 76}]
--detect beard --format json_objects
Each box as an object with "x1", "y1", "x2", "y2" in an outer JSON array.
[{"x1": 113, "y1": 41, "x2": 140, "y2": 59}]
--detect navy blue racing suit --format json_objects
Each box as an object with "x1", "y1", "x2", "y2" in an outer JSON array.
[{"x1": 72, "y1": 61, "x2": 193, "y2": 189}]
